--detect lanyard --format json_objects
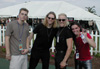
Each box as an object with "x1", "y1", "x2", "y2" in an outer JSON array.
[
  {"x1": 47, "y1": 28, "x2": 52, "y2": 37},
  {"x1": 57, "y1": 27, "x2": 65, "y2": 36},
  {"x1": 17, "y1": 22, "x2": 24, "y2": 42},
  {"x1": 47, "y1": 28, "x2": 52, "y2": 42},
  {"x1": 57, "y1": 27, "x2": 65, "y2": 43}
]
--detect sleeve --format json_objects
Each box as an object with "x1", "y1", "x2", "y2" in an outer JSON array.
[
  {"x1": 65, "y1": 27, "x2": 73, "y2": 39},
  {"x1": 27, "y1": 24, "x2": 30, "y2": 37},
  {"x1": 87, "y1": 33, "x2": 92, "y2": 39},
  {"x1": 33, "y1": 23, "x2": 42, "y2": 34},
  {"x1": 5, "y1": 22, "x2": 13, "y2": 36}
]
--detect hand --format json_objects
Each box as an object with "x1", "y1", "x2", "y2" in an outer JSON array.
[
  {"x1": 60, "y1": 61, "x2": 68, "y2": 68},
  {"x1": 21, "y1": 49, "x2": 29, "y2": 55},
  {"x1": 6, "y1": 54, "x2": 11, "y2": 61},
  {"x1": 82, "y1": 28, "x2": 87, "y2": 37}
]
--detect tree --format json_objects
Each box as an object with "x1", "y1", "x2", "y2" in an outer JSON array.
[{"x1": 85, "y1": 6, "x2": 96, "y2": 15}]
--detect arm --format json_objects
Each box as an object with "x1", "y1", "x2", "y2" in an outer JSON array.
[
  {"x1": 86, "y1": 36, "x2": 96, "y2": 48},
  {"x1": 83, "y1": 32, "x2": 96, "y2": 48},
  {"x1": 22, "y1": 24, "x2": 40, "y2": 54},
  {"x1": 26, "y1": 32, "x2": 34, "y2": 50},
  {"x1": 60, "y1": 38, "x2": 73, "y2": 68},
  {"x1": 26, "y1": 32, "x2": 34, "y2": 47},
  {"x1": 5, "y1": 36, "x2": 11, "y2": 60},
  {"x1": 21, "y1": 32, "x2": 34, "y2": 54}
]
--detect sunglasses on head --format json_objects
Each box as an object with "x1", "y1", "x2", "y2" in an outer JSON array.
[
  {"x1": 48, "y1": 17, "x2": 55, "y2": 20},
  {"x1": 58, "y1": 19, "x2": 66, "y2": 22}
]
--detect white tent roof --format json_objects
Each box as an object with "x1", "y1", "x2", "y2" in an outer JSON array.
[
  {"x1": 0, "y1": 1, "x2": 100, "y2": 20},
  {"x1": 0, "y1": 1, "x2": 100, "y2": 31}
]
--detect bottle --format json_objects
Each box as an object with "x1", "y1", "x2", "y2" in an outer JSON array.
[{"x1": 81, "y1": 33, "x2": 87, "y2": 44}]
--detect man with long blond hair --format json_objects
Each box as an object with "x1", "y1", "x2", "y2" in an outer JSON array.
[
  {"x1": 55, "y1": 13, "x2": 73, "y2": 69},
  {"x1": 27, "y1": 11, "x2": 57, "y2": 69}
]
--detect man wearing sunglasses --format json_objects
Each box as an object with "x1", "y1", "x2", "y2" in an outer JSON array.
[
  {"x1": 55, "y1": 13, "x2": 73, "y2": 69},
  {"x1": 5, "y1": 8, "x2": 29, "y2": 69},
  {"x1": 27, "y1": 11, "x2": 57, "y2": 69}
]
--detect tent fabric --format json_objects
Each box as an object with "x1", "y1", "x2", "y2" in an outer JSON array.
[
  {"x1": 0, "y1": 1, "x2": 99, "y2": 19},
  {"x1": 0, "y1": 1, "x2": 100, "y2": 31}
]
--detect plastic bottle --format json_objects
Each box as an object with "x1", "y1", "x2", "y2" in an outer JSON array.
[{"x1": 81, "y1": 33, "x2": 88, "y2": 44}]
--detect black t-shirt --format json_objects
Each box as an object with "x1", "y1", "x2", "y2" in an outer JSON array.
[
  {"x1": 55, "y1": 26, "x2": 73, "y2": 52},
  {"x1": 32, "y1": 23, "x2": 57, "y2": 51}
]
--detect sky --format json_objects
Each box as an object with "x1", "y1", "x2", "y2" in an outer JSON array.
[{"x1": 0, "y1": 0, "x2": 100, "y2": 16}]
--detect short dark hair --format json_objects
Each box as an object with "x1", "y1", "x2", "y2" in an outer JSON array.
[
  {"x1": 19, "y1": 8, "x2": 29, "y2": 14},
  {"x1": 70, "y1": 22, "x2": 80, "y2": 28}
]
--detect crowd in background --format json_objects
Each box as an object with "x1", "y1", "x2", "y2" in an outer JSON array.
[{"x1": 0, "y1": 17, "x2": 97, "y2": 32}]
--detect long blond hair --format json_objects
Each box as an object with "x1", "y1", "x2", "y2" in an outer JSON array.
[
  {"x1": 58, "y1": 13, "x2": 69, "y2": 27},
  {"x1": 43, "y1": 11, "x2": 57, "y2": 28}
]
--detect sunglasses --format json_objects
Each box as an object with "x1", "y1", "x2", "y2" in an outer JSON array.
[
  {"x1": 58, "y1": 19, "x2": 66, "y2": 22},
  {"x1": 48, "y1": 17, "x2": 55, "y2": 20}
]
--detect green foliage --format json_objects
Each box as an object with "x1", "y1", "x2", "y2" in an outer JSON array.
[
  {"x1": 70, "y1": 50, "x2": 75, "y2": 58},
  {"x1": 95, "y1": 53, "x2": 100, "y2": 58},
  {"x1": 85, "y1": 6, "x2": 96, "y2": 15},
  {"x1": 50, "y1": 52, "x2": 55, "y2": 59},
  {"x1": 2, "y1": 47, "x2": 6, "y2": 52}
]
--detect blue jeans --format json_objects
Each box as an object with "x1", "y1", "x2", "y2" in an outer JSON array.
[{"x1": 75, "y1": 59, "x2": 92, "y2": 69}]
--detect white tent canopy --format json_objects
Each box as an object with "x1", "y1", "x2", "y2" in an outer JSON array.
[
  {"x1": 0, "y1": 1, "x2": 100, "y2": 31},
  {"x1": 0, "y1": 1, "x2": 99, "y2": 19}
]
